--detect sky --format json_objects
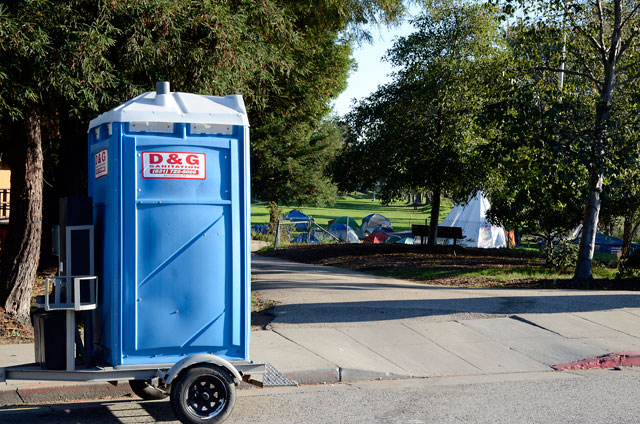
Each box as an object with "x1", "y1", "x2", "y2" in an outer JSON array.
[{"x1": 331, "y1": 7, "x2": 420, "y2": 117}]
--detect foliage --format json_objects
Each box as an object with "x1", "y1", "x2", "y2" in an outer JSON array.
[
  {"x1": 268, "y1": 201, "x2": 283, "y2": 235},
  {"x1": 546, "y1": 239, "x2": 580, "y2": 272},
  {"x1": 332, "y1": 2, "x2": 503, "y2": 206},
  {"x1": 481, "y1": 25, "x2": 589, "y2": 255},
  {"x1": 617, "y1": 247, "x2": 640, "y2": 277},
  {"x1": 493, "y1": 0, "x2": 640, "y2": 281}
]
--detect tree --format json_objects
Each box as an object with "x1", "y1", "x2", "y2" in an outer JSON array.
[
  {"x1": 333, "y1": 1, "x2": 502, "y2": 245},
  {"x1": 497, "y1": 0, "x2": 640, "y2": 282},
  {"x1": 250, "y1": 0, "x2": 405, "y2": 208},
  {"x1": 0, "y1": 0, "x2": 115, "y2": 324},
  {"x1": 481, "y1": 22, "x2": 591, "y2": 262}
]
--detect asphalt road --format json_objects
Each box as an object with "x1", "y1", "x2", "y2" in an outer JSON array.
[{"x1": 2, "y1": 368, "x2": 639, "y2": 423}]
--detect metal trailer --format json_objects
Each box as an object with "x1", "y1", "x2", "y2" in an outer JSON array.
[{"x1": 0, "y1": 82, "x2": 264, "y2": 424}]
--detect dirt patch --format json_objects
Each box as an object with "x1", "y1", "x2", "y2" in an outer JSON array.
[
  {"x1": 0, "y1": 307, "x2": 34, "y2": 344},
  {"x1": 251, "y1": 292, "x2": 277, "y2": 330},
  {"x1": 262, "y1": 243, "x2": 640, "y2": 290}
]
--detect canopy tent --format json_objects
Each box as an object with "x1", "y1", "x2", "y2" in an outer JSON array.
[
  {"x1": 329, "y1": 217, "x2": 364, "y2": 239},
  {"x1": 440, "y1": 192, "x2": 507, "y2": 248},
  {"x1": 327, "y1": 224, "x2": 360, "y2": 243},
  {"x1": 396, "y1": 237, "x2": 415, "y2": 245},
  {"x1": 361, "y1": 213, "x2": 393, "y2": 234},
  {"x1": 363, "y1": 233, "x2": 389, "y2": 244}
]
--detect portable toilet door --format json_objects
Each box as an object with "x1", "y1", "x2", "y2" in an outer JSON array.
[{"x1": 87, "y1": 82, "x2": 251, "y2": 366}]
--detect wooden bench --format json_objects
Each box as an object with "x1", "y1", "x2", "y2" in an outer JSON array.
[{"x1": 412, "y1": 225, "x2": 464, "y2": 246}]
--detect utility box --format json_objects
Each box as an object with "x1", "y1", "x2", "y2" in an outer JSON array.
[{"x1": 87, "y1": 82, "x2": 251, "y2": 366}]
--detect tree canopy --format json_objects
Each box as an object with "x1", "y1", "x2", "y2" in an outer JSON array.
[{"x1": 333, "y1": 1, "x2": 503, "y2": 243}]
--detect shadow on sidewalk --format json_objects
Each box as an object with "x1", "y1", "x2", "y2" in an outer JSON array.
[{"x1": 267, "y1": 295, "x2": 640, "y2": 325}]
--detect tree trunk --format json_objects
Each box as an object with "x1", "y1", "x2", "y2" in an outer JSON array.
[
  {"x1": 0, "y1": 108, "x2": 44, "y2": 325},
  {"x1": 427, "y1": 187, "x2": 441, "y2": 247},
  {"x1": 573, "y1": 171, "x2": 603, "y2": 283},
  {"x1": 622, "y1": 210, "x2": 633, "y2": 258}
]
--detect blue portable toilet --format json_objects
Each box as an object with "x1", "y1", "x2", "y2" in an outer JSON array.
[{"x1": 87, "y1": 82, "x2": 251, "y2": 366}]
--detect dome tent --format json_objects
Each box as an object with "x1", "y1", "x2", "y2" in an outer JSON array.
[
  {"x1": 285, "y1": 210, "x2": 310, "y2": 222},
  {"x1": 328, "y1": 224, "x2": 360, "y2": 243},
  {"x1": 363, "y1": 233, "x2": 389, "y2": 244},
  {"x1": 361, "y1": 213, "x2": 393, "y2": 234},
  {"x1": 284, "y1": 210, "x2": 311, "y2": 231},
  {"x1": 329, "y1": 217, "x2": 364, "y2": 239},
  {"x1": 292, "y1": 233, "x2": 321, "y2": 244},
  {"x1": 440, "y1": 192, "x2": 507, "y2": 248}
]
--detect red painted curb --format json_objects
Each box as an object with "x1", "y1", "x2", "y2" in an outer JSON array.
[{"x1": 553, "y1": 351, "x2": 640, "y2": 371}]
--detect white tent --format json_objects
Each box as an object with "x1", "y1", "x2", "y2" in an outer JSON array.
[{"x1": 439, "y1": 192, "x2": 507, "y2": 248}]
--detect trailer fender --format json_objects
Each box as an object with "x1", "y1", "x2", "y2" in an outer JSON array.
[{"x1": 163, "y1": 354, "x2": 242, "y2": 386}]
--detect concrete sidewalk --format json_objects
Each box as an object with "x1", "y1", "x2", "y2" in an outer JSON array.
[{"x1": 2, "y1": 253, "x2": 640, "y2": 406}]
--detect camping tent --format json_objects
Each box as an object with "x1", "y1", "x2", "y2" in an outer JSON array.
[
  {"x1": 440, "y1": 192, "x2": 507, "y2": 248},
  {"x1": 396, "y1": 237, "x2": 415, "y2": 245},
  {"x1": 284, "y1": 210, "x2": 310, "y2": 231},
  {"x1": 363, "y1": 233, "x2": 389, "y2": 244},
  {"x1": 328, "y1": 224, "x2": 360, "y2": 243},
  {"x1": 329, "y1": 217, "x2": 364, "y2": 239},
  {"x1": 361, "y1": 213, "x2": 393, "y2": 234},
  {"x1": 292, "y1": 233, "x2": 321, "y2": 244},
  {"x1": 385, "y1": 235, "x2": 402, "y2": 244}
]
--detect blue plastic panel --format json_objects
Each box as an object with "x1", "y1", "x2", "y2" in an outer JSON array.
[{"x1": 88, "y1": 122, "x2": 250, "y2": 366}]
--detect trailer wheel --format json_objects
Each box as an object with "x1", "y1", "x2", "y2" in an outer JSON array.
[
  {"x1": 170, "y1": 365, "x2": 235, "y2": 424},
  {"x1": 129, "y1": 379, "x2": 170, "y2": 400}
]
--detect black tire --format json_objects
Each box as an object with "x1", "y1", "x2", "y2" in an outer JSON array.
[
  {"x1": 129, "y1": 379, "x2": 170, "y2": 400},
  {"x1": 170, "y1": 365, "x2": 236, "y2": 424}
]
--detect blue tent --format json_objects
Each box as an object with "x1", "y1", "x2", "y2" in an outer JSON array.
[
  {"x1": 285, "y1": 210, "x2": 311, "y2": 231},
  {"x1": 285, "y1": 210, "x2": 310, "y2": 222},
  {"x1": 292, "y1": 233, "x2": 321, "y2": 244},
  {"x1": 328, "y1": 224, "x2": 360, "y2": 243},
  {"x1": 251, "y1": 224, "x2": 268, "y2": 234}
]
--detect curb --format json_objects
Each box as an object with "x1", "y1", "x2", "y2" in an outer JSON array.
[
  {"x1": 552, "y1": 351, "x2": 640, "y2": 371},
  {"x1": 282, "y1": 368, "x2": 411, "y2": 385},
  {"x1": 0, "y1": 382, "x2": 134, "y2": 407}
]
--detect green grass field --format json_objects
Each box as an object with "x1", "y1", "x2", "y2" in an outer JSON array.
[
  {"x1": 251, "y1": 193, "x2": 454, "y2": 232},
  {"x1": 371, "y1": 264, "x2": 618, "y2": 282}
]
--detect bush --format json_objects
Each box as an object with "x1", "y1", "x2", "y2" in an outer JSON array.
[
  {"x1": 547, "y1": 239, "x2": 579, "y2": 272},
  {"x1": 617, "y1": 247, "x2": 640, "y2": 278}
]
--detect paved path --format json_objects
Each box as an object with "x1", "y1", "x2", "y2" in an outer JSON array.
[
  {"x1": 1, "y1": 252, "x2": 640, "y2": 405},
  {"x1": 250, "y1": 255, "x2": 640, "y2": 382}
]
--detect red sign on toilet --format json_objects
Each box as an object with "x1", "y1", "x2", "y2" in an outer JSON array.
[
  {"x1": 141, "y1": 151, "x2": 206, "y2": 180},
  {"x1": 95, "y1": 149, "x2": 108, "y2": 179}
]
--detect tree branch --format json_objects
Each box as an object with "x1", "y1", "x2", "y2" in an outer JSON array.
[
  {"x1": 566, "y1": 43, "x2": 602, "y2": 85},
  {"x1": 617, "y1": 73, "x2": 640, "y2": 87},
  {"x1": 596, "y1": 0, "x2": 606, "y2": 53},
  {"x1": 619, "y1": 1, "x2": 640, "y2": 32},
  {"x1": 618, "y1": 30, "x2": 638, "y2": 58},
  {"x1": 567, "y1": 8, "x2": 606, "y2": 64},
  {"x1": 531, "y1": 66, "x2": 601, "y2": 85}
]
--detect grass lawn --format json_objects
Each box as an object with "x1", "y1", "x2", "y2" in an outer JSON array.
[
  {"x1": 251, "y1": 193, "x2": 454, "y2": 232},
  {"x1": 371, "y1": 263, "x2": 619, "y2": 282}
]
